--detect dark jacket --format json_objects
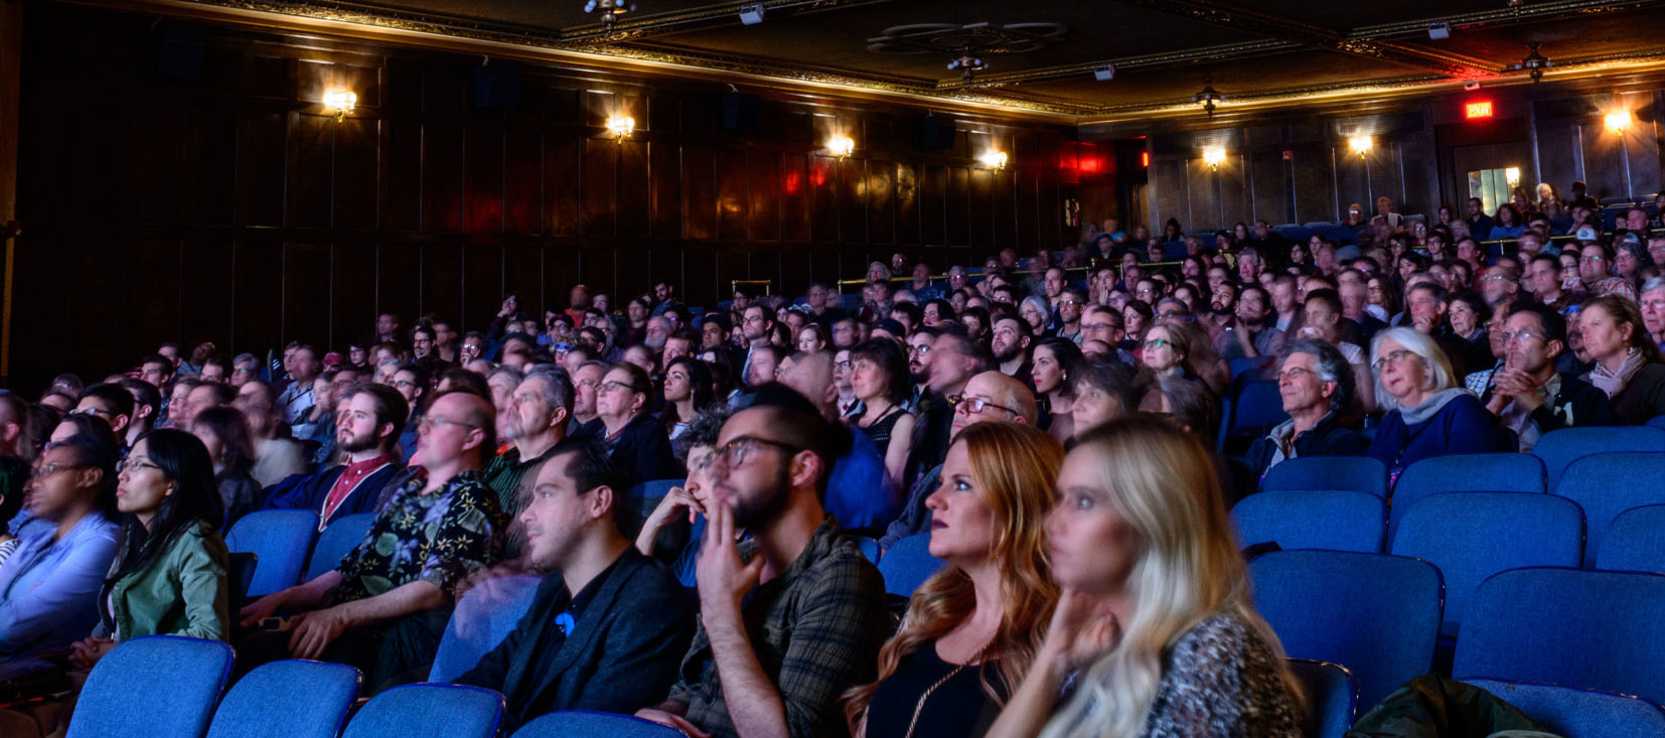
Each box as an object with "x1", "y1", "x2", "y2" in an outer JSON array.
[
  {"x1": 1370, "y1": 393, "x2": 1505, "y2": 481},
  {"x1": 260, "y1": 462, "x2": 404, "y2": 527},
  {"x1": 1480, "y1": 371, "x2": 1614, "y2": 440},
  {"x1": 1609, "y1": 362, "x2": 1665, "y2": 425},
  {"x1": 1244, "y1": 410, "x2": 1370, "y2": 486},
  {"x1": 456, "y1": 548, "x2": 693, "y2": 731},
  {"x1": 601, "y1": 414, "x2": 683, "y2": 490}
]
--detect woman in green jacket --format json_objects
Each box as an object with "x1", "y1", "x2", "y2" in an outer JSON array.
[{"x1": 68, "y1": 429, "x2": 230, "y2": 669}]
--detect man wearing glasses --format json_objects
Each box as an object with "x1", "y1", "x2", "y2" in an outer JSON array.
[
  {"x1": 239, "y1": 390, "x2": 503, "y2": 691},
  {"x1": 637, "y1": 385, "x2": 888, "y2": 738},
  {"x1": 1479, "y1": 304, "x2": 1612, "y2": 451},
  {"x1": 879, "y1": 370, "x2": 1036, "y2": 553},
  {"x1": 71, "y1": 385, "x2": 134, "y2": 451}
]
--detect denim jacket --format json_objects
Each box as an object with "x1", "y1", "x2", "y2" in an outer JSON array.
[{"x1": 0, "y1": 512, "x2": 121, "y2": 656}]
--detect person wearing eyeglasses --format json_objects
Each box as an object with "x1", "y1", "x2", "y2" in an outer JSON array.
[
  {"x1": 70, "y1": 385, "x2": 133, "y2": 453},
  {"x1": 636, "y1": 384, "x2": 889, "y2": 738},
  {"x1": 1054, "y1": 289, "x2": 1087, "y2": 345},
  {"x1": 594, "y1": 363, "x2": 681, "y2": 493},
  {"x1": 69, "y1": 429, "x2": 230, "y2": 672},
  {"x1": 0, "y1": 435, "x2": 121, "y2": 662},
  {"x1": 1244, "y1": 340, "x2": 1368, "y2": 482},
  {"x1": 1367, "y1": 328, "x2": 1506, "y2": 483},
  {"x1": 1479, "y1": 303, "x2": 1612, "y2": 452},
  {"x1": 237, "y1": 390, "x2": 502, "y2": 692}
]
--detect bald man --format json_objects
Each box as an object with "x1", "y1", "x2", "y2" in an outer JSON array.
[
  {"x1": 237, "y1": 390, "x2": 503, "y2": 691},
  {"x1": 879, "y1": 371, "x2": 1037, "y2": 551},
  {"x1": 778, "y1": 351, "x2": 898, "y2": 532}
]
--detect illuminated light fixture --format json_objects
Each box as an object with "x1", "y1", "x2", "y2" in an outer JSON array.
[
  {"x1": 322, "y1": 89, "x2": 357, "y2": 122},
  {"x1": 1194, "y1": 77, "x2": 1223, "y2": 118},
  {"x1": 1464, "y1": 79, "x2": 1482, "y2": 91},
  {"x1": 584, "y1": 0, "x2": 638, "y2": 28},
  {"x1": 1348, "y1": 134, "x2": 1374, "y2": 158},
  {"x1": 826, "y1": 134, "x2": 855, "y2": 159},
  {"x1": 1202, "y1": 146, "x2": 1226, "y2": 171},
  {"x1": 1465, "y1": 100, "x2": 1494, "y2": 120},
  {"x1": 948, "y1": 51, "x2": 989, "y2": 84},
  {"x1": 978, "y1": 150, "x2": 1009, "y2": 170},
  {"x1": 1505, "y1": 167, "x2": 1522, "y2": 186},
  {"x1": 605, "y1": 113, "x2": 635, "y2": 140},
  {"x1": 1606, "y1": 109, "x2": 1633, "y2": 132},
  {"x1": 1140, "y1": 150, "x2": 1149, "y2": 168}
]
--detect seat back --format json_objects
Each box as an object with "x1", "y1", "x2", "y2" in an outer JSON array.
[
  {"x1": 1389, "y1": 493, "x2": 1584, "y2": 638},
  {"x1": 1463, "y1": 679, "x2": 1665, "y2": 738},
  {"x1": 341, "y1": 684, "x2": 504, "y2": 738},
  {"x1": 428, "y1": 575, "x2": 543, "y2": 682},
  {"x1": 1553, "y1": 453, "x2": 1665, "y2": 564},
  {"x1": 228, "y1": 552, "x2": 258, "y2": 612},
  {"x1": 225, "y1": 510, "x2": 319, "y2": 597},
  {"x1": 1454, "y1": 568, "x2": 1665, "y2": 705},
  {"x1": 1260, "y1": 456, "x2": 1387, "y2": 498},
  {"x1": 67, "y1": 635, "x2": 235, "y2": 738},
  {"x1": 1249, "y1": 550, "x2": 1442, "y2": 709},
  {"x1": 512, "y1": 711, "x2": 688, "y2": 738},
  {"x1": 1532, "y1": 427, "x2": 1665, "y2": 489},
  {"x1": 206, "y1": 660, "x2": 361, "y2": 738},
  {"x1": 1232, "y1": 490, "x2": 1384, "y2": 553},
  {"x1": 1389, "y1": 454, "x2": 1545, "y2": 535},
  {"x1": 1287, "y1": 659, "x2": 1358, "y2": 738},
  {"x1": 623, "y1": 479, "x2": 683, "y2": 538},
  {"x1": 877, "y1": 533, "x2": 943, "y2": 597},
  {"x1": 1229, "y1": 379, "x2": 1287, "y2": 437},
  {"x1": 1597, "y1": 504, "x2": 1665, "y2": 573},
  {"x1": 305, "y1": 513, "x2": 377, "y2": 581}
]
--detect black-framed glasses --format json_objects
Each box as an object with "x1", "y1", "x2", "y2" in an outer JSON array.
[
  {"x1": 117, "y1": 458, "x2": 161, "y2": 474},
  {"x1": 714, "y1": 435, "x2": 802, "y2": 469},
  {"x1": 600, "y1": 380, "x2": 641, "y2": 394},
  {"x1": 948, "y1": 394, "x2": 1020, "y2": 417}
]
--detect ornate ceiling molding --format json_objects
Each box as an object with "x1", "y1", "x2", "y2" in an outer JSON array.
[{"x1": 560, "y1": 0, "x2": 896, "y2": 45}]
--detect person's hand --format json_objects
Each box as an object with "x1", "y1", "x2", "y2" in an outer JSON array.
[
  {"x1": 68, "y1": 637, "x2": 115, "y2": 671},
  {"x1": 647, "y1": 485, "x2": 704, "y2": 529},
  {"x1": 498, "y1": 296, "x2": 518, "y2": 319},
  {"x1": 288, "y1": 607, "x2": 352, "y2": 660},
  {"x1": 1493, "y1": 369, "x2": 1547, "y2": 411},
  {"x1": 635, "y1": 709, "x2": 712, "y2": 738},
  {"x1": 695, "y1": 501, "x2": 764, "y2": 627},
  {"x1": 1038, "y1": 589, "x2": 1122, "y2": 677},
  {"x1": 238, "y1": 591, "x2": 285, "y2": 629}
]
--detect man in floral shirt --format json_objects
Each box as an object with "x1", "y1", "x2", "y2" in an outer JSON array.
[{"x1": 238, "y1": 390, "x2": 502, "y2": 691}]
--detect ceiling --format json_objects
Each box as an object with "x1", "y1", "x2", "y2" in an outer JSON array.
[{"x1": 114, "y1": 0, "x2": 1665, "y2": 123}]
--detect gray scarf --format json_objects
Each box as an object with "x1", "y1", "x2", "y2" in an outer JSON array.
[
  {"x1": 1397, "y1": 387, "x2": 1471, "y2": 425},
  {"x1": 1586, "y1": 349, "x2": 1646, "y2": 398}
]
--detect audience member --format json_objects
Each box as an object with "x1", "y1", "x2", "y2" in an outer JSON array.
[
  {"x1": 188, "y1": 406, "x2": 262, "y2": 529},
  {"x1": 1368, "y1": 328, "x2": 1504, "y2": 481},
  {"x1": 594, "y1": 363, "x2": 682, "y2": 492},
  {"x1": 262, "y1": 384, "x2": 408, "y2": 529},
  {"x1": 1245, "y1": 340, "x2": 1368, "y2": 481},
  {"x1": 1482, "y1": 303, "x2": 1613, "y2": 450},
  {"x1": 848, "y1": 339, "x2": 916, "y2": 486},
  {"x1": 1579, "y1": 294, "x2": 1665, "y2": 424},
  {"x1": 232, "y1": 380, "x2": 307, "y2": 487}
]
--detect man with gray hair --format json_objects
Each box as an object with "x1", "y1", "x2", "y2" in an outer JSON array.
[
  {"x1": 1244, "y1": 339, "x2": 1369, "y2": 482},
  {"x1": 1641, "y1": 277, "x2": 1665, "y2": 354},
  {"x1": 484, "y1": 367, "x2": 574, "y2": 554}
]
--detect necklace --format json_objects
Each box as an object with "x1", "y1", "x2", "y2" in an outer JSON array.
[{"x1": 899, "y1": 662, "x2": 967, "y2": 738}]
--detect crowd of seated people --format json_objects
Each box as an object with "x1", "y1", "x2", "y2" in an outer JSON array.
[{"x1": 0, "y1": 176, "x2": 1660, "y2": 736}]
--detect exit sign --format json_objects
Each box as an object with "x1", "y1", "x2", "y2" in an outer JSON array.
[{"x1": 1465, "y1": 100, "x2": 1495, "y2": 120}]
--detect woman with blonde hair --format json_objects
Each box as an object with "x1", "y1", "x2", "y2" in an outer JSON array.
[
  {"x1": 845, "y1": 422, "x2": 1064, "y2": 738},
  {"x1": 988, "y1": 417, "x2": 1302, "y2": 738}
]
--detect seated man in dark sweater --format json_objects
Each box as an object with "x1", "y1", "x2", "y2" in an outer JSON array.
[
  {"x1": 1481, "y1": 303, "x2": 1612, "y2": 451},
  {"x1": 261, "y1": 383, "x2": 408, "y2": 530},
  {"x1": 455, "y1": 439, "x2": 693, "y2": 731}
]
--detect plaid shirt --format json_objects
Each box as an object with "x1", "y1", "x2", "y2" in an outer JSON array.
[{"x1": 669, "y1": 520, "x2": 888, "y2": 738}]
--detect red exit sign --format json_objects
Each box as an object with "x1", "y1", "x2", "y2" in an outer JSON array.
[{"x1": 1465, "y1": 100, "x2": 1495, "y2": 120}]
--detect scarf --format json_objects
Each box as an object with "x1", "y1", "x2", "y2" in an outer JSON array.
[
  {"x1": 1397, "y1": 387, "x2": 1470, "y2": 426},
  {"x1": 1587, "y1": 348, "x2": 1646, "y2": 398}
]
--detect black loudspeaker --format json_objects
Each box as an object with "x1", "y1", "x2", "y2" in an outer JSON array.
[
  {"x1": 473, "y1": 61, "x2": 523, "y2": 111},
  {"x1": 722, "y1": 92, "x2": 760, "y2": 133},
  {"x1": 916, "y1": 114, "x2": 955, "y2": 151}
]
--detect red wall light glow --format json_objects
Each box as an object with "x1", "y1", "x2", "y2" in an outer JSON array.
[{"x1": 1465, "y1": 100, "x2": 1495, "y2": 120}]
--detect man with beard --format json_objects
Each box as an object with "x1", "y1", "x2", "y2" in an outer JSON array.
[
  {"x1": 261, "y1": 384, "x2": 409, "y2": 529},
  {"x1": 904, "y1": 328, "x2": 937, "y2": 393},
  {"x1": 482, "y1": 368, "x2": 572, "y2": 559},
  {"x1": 901, "y1": 330, "x2": 989, "y2": 490},
  {"x1": 1217, "y1": 284, "x2": 1284, "y2": 360},
  {"x1": 1054, "y1": 288, "x2": 1086, "y2": 344},
  {"x1": 990, "y1": 315, "x2": 1032, "y2": 379},
  {"x1": 637, "y1": 385, "x2": 888, "y2": 738}
]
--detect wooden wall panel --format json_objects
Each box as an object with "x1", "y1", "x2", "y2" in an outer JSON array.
[
  {"x1": 717, "y1": 149, "x2": 748, "y2": 242},
  {"x1": 1248, "y1": 150, "x2": 1287, "y2": 225},
  {"x1": 649, "y1": 140, "x2": 682, "y2": 238},
  {"x1": 288, "y1": 114, "x2": 333, "y2": 228},
  {"x1": 781, "y1": 153, "x2": 811, "y2": 242},
  {"x1": 465, "y1": 123, "x2": 505, "y2": 233},
  {"x1": 424, "y1": 124, "x2": 466, "y2": 232},
  {"x1": 1537, "y1": 122, "x2": 1579, "y2": 198},
  {"x1": 544, "y1": 135, "x2": 581, "y2": 237},
  {"x1": 580, "y1": 138, "x2": 617, "y2": 237},
  {"x1": 839, "y1": 158, "x2": 866, "y2": 245},
  {"x1": 617, "y1": 140, "x2": 649, "y2": 239},
  {"x1": 683, "y1": 146, "x2": 717, "y2": 241},
  {"x1": 1291, "y1": 147, "x2": 1336, "y2": 225},
  {"x1": 811, "y1": 156, "x2": 838, "y2": 244},
  {"x1": 922, "y1": 164, "x2": 949, "y2": 245},
  {"x1": 284, "y1": 241, "x2": 332, "y2": 346},
  {"x1": 1581, "y1": 123, "x2": 1628, "y2": 201},
  {"x1": 236, "y1": 111, "x2": 286, "y2": 227},
  {"x1": 946, "y1": 167, "x2": 970, "y2": 246},
  {"x1": 331, "y1": 240, "x2": 378, "y2": 346},
  {"x1": 336, "y1": 118, "x2": 380, "y2": 230}
]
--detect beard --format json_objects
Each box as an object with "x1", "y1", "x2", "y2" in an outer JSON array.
[
  {"x1": 338, "y1": 428, "x2": 380, "y2": 454},
  {"x1": 992, "y1": 342, "x2": 1021, "y2": 362},
  {"x1": 731, "y1": 464, "x2": 794, "y2": 530}
]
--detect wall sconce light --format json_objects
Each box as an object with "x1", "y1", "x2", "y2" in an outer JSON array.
[
  {"x1": 1202, "y1": 146, "x2": 1226, "y2": 171},
  {"x1": 1605, "y1": 109, "x2": 1633, "y2": 133},
  {"x1": 605, "y1": 113, "x2": 636, "y2": 140},
  {"x1": 1348, "y1": 134, "x2": 1374, "y2": 158},
  {"x1": 1505, "y1": 166, "x2": 1522, "y2": 186},
  {"x1": 978, "y1": 150, "x2": 1009, "y2": 170},
  {"x1": 322, "y1": 89, "x2": 357, "y2": 122},
  {"x1": 827, "y1": 134, "x2": 855, "y2": 159}
]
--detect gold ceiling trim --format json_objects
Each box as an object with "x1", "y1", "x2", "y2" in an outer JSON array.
[
  {"x1": 73, "y1": 0, "x2": 1085, "y2": 121},
  {"x1": 939, "y1": 39, "x2": 1301, "y2": 90},
  {"x1": 1347, "y1": 0, "x2": 1665, "y2": 38},
  {"x1": 560, "y1": 0, "x2": 896, "y2": 44}
]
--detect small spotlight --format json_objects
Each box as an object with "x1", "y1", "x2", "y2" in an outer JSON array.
[
  {"x1": 1092, "y1": 65, "x2": 1115, "y2": 82},
  {"x1": 1202, "y1": 146, "x2": 1226, "y2": 171},
  {"x1": 1428, "y1": 23, "x2": 1451, "y2": 40},
  {"x1": 1606, "y1": 109, "x2": 1633, "y2": 132},
  {"x1": 1348, "y1": 134, "x2": 1374, "y2": 158},
  {"x1": 605, "y1": 113, "x2": 635, "y2": 140},
  {"x1": 1464, "y1": 79, "x2": 1482, "y2": 92},
  {"x1": 1505, "y1": 166, "x2": 1521, "y2": 186},
  {"x1": 322, "y1": 89, "x2": 357, "y2": 122},
  {"x1": 739, "y1": 3, "x2": 765, "y2": 25},
  {"x1": 827, "y1": 134, "x2": 855, "y2": 159},
  {"x1": 978, "y1": 150, "x2": 1009, "y2": 170}
]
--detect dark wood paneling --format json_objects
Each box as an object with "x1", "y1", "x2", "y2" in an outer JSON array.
[
  {"x1": 1291, "y1": 147, "x2": 1336, "y2": 225},
  {"x1": 236, "y1": 111, "x2": 286, "y2": 227},
  {"x1": 331, "y1": 240, "x2": 377, "y2": 346},
  {"x1": 287, "y1": 113, "x2": 333, "y2": 228},
  {"x1": 1249, "y1": 150, "x2": 1287, "y2": 225},
  {"x1": 717, "y1": 149, "x2": 748, "y2": 242},
  {"x1": 781, "y1": 153, "x2": 810, "y2": 242},
  {"x1": 946, "y1": 167, "x2": 970, "y2": 246},
  {"x1": 1218, "y1": 154, "x2": 1250, "y2": 228},
  {"x1": 580, "y1": 137, "x2": 616, "y2": 237},
  {"x1": 336, "y1": 118, "x2": 380, "y2": 230},
  {"x1": 683, "y1": 146, "x2": 717, "y2": 241},
  {"x1": 424, "y1": 123, "x2": 465, "y2": 232},
  {"x1": 465, "y1": 123, "x2": 505, "y2": 233}
]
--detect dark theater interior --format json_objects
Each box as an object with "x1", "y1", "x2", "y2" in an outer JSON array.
[{"x1": 1, "y1": 1, "x2": 1665, "y2": 736}]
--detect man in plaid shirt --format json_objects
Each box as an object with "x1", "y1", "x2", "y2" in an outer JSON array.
[{"x1": 638, "y1": 384, "x2": 889, "y2": 738}]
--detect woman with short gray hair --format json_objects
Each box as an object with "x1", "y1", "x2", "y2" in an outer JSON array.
[{"x1": 1367, "y1": 327, "x2": 1506, "y2": 482}]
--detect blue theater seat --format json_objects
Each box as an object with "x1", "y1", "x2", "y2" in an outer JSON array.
[
  {"x1": 225, "y1": 510, "x2": 319, "y2": 597},
  {"x1": 341, "y1": 683, "x2": 504, "y2": 738},
  {"x1": 67, "y1": 635, "x2": 235, "y2": 738},
  {"x1": 1232, "y1": 489, "x2": 1384, "y2": 553},
  {"x1": 206, "y1": 660, "x2": 360, "y2": 738},
  {"x1": 428, "y1": 574, "x2": 543, "y2": 683},
  {"x1": 1463, "y1": 679, "x2": 1665, "y2": 738}
]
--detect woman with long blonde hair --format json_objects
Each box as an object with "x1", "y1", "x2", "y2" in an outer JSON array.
[
  {"x1": 845, "y1": 421, "x2": 1063, "y2": 738},
  {"x1": 988, "y1": 417, "x2": 1302, "y2": 738}
]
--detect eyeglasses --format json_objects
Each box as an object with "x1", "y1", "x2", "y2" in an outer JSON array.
[
  {"x1": 37, "y1": 462, "x2": 90, "y2": 477},
  {"x1": 599, "y1": 380, "x2": 640, "y2": 394},
  {"x1": 908, "y1": 344, "x2": 932, "y2": 356},
  {"x1": 714, "y1": 435, "x2": 802, "y2": 469},
  {"x1": 1499, "y1": 329, "x2": 1549, "y2": 346},
  {"x1": 117, "y1": 458, "x2": 161, "y2": 474},
  {"x1": 948, "y1": 394, "x2": 1020, "y2": 417},
  {"x1": 1143, "y1": 338, "x2": 1172, "y2": 350},
  {"x1": 1277, "y1": 366, "x2": 1317, "y2": 382},
  {"x1": 418, "y1": 415, "x2": 478, "y2": 432},
  {"x1": 72, "y1": 406, "x2": 114, "y2": 420},
  {"x1": 1371, "y1": 348, "x2": 1418, "y2": 371}
]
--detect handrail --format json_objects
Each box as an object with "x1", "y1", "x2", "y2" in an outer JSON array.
[
  {"x1": 831, "y1": 257, "x2": 1205, "y2": 293},
  {"x1": 730, "y1": 279, "x2": 772, "y2": 296}
]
